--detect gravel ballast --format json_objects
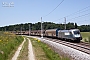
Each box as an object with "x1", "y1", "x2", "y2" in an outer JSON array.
[{"x1": 31, "y1": 37, "x2": 90, "y2": 60}]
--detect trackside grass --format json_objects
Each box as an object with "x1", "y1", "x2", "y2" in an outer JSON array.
[
  {"x1": 30, "y1": 38, "x2": 70, "y2": 60},
  {"x1": 0, "y1": 32, "x2": 24, "y2": 60}
]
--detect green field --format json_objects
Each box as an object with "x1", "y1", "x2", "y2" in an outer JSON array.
[
  {"x1": 81, "y1": 32, "x2": 90, "y2": 43},
  {"x1": 81, "y1": 32, "x2": 90, "y2": 38}
]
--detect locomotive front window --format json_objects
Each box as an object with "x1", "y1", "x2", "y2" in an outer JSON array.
[{"x1": 73, "y1": 31, "x2": 80, "y2": 35}]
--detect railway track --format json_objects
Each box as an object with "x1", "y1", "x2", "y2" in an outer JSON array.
[
  {"x1": 78, "y1": 41, "x2": 90, "y2": 48},
  {"x1": 43, "y1": 37, "x2": 90, "y2": 54}
]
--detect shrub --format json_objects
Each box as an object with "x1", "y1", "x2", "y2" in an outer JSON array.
[
  {"x1": 84, "y1": 38, "x2": 88, "y2": 42},
  {"x1": 88, "y1": 37, "x2": 90, "y2": 43}
]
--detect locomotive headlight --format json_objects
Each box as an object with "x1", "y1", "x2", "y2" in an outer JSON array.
[{"x1": 74, "y1": 34, "x2": 80, "y2": 37}]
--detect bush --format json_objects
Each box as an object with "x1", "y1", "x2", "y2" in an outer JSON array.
[
  {"x1": 88, "y1": 37, "x2": 90, "y2": 43},
  {"x1": 84, "y1": 38, "x2": 88, "y2": 42}
]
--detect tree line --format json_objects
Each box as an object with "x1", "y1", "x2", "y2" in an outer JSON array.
[{"x1": 0, "y1": 22, "x2": 90, "y2": 32}]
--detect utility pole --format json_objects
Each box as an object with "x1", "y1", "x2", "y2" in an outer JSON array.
[
  {"x1": 41, "y1": 17, "x2": 43, "y2": 38},
  {"x1": 64, "y1": 17, "x2": 66, "y2": 30},
  {"x1": 5, "y1": 28, "x2": 6, "y2": 32},
  {"x1": 29, "y1": 24, "x2": 30, "y2": 36},
  {"x1": 21, "y1": 27, "x2": 22, "y2": 35}
]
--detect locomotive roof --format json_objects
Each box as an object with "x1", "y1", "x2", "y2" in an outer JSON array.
[
  {"x1": 59, "y1": 29, "x2": 80, "y2": 32},
  {"x1": 59, "y1": 30, "x2": 69, "y2": 32},
  {"x1": 46, "y1": 28, "x2": 60, "y2": 31},
  {"x1": 70, "y1": 29, "x2": 79, "y2": 31}
]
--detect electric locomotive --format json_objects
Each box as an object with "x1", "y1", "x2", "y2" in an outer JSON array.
[{"x1": 58, "y1": 29, "x2": 82, "y2": 42}]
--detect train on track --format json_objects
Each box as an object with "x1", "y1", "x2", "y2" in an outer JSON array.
[{"x1": 30, "y1": 29, "x2": 82, "y2": 42}]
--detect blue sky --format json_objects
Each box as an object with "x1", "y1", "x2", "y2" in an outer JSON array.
[{"x1": 0, "y1": 0, "x2": 90, "y2": 27}]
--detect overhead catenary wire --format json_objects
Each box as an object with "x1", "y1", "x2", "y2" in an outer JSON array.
[
  {"x1": 68, "y1": 13, "x2": 90, "y2": 21},
  {"x1": 71, "y1": 19, "x2": 90, "y2": 25},
  {"x1": 65, "y1": 5, "x2": 90, "y2": 17},
  {"x1": 53, "y1": 5, "x2": 90, "y2": 22},
  {"x1": 43, "y1": 0, "x2": 64, "y2": 17},
  {"x1": 41, "y1": 1, "x2": 90, "y2": 25},
  {"x1": 77, "y1": 19, "x2": 90, "y2": 23}
]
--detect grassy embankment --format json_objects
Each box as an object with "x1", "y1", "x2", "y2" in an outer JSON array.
[
  {"x1": 81, "y1": 32, "x2": 90, "y2": 43},
  {"x1": 0, "y1": 32, "x2": 24, "y2": 60},
  {"x1": 30, "y1": 37, "x2": 69, "y2": 60}
]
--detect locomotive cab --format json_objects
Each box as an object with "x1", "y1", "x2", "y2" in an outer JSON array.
[{"x1": 71, "y1": 29, "x2": 82, "y2": 41}]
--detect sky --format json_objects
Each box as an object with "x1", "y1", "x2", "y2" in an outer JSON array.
[{"x1": 0, "y1": 0, "x2": 90, "y2": 27}]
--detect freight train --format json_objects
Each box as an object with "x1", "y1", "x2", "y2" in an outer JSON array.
[{"x1": 30, "y1": 29, "x2": 82, "y2": 42}]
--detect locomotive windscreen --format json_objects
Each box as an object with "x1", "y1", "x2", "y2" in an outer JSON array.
[{"x1": 73, "y1": 31, "x2": 80, "y2": 35}]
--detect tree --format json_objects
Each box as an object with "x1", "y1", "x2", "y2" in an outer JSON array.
[{"x1": 75, "y1": 23, "x2": 77, "y2": 29}]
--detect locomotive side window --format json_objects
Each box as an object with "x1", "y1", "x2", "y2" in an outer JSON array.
[{"x1": 65, "y1": 32, "x2": 70, "y2": 35}]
